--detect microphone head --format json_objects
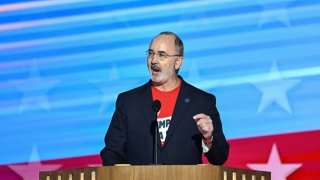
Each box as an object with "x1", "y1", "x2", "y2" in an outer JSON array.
[{"x1": 152, "y1": 100, "x2": 161, "y2": 113}]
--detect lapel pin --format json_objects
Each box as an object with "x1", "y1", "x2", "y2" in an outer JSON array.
[{"x1": 185, "y1": 98, "x2": 190, "y2": 103}]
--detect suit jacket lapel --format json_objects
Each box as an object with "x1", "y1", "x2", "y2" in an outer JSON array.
[{"x1": 163, "y1": 79, "x2": 192, "y2": 147}]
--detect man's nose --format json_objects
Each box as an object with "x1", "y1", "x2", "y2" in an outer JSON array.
[{"x1": 150, "y1": 54, "x2": 159, "y2": 63}]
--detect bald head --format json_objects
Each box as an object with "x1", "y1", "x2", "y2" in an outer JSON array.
[{"x1": 151, "y1": 31, "x2": 184, "y2": 56}]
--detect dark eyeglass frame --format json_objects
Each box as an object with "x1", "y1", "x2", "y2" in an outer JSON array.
[{"x1": 146, "y1": 50, "x2": 181, "y2": 60}]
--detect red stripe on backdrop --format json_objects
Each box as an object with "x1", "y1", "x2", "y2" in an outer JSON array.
[
  {"x1": 0, "y1": 155, "x2": 102, "y2": 180},
  {"x1": 1, "y1": 130, "x2": 319, "y2": 180},
  {"x1": 223, "y1": 130, "x2": 320, "y2": 180}
]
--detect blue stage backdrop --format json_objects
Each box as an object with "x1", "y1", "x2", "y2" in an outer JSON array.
[{"x1": 0, "y1": 0, "x2": 319, "y2": 179}]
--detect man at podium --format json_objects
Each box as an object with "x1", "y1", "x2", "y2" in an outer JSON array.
[{"x1": 100, "y1": 32, "x2": 229, "y2": 166}]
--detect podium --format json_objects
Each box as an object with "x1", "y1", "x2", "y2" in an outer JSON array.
[{"x1": 40, "y1": 165, "x2": 270, "y2": 180}]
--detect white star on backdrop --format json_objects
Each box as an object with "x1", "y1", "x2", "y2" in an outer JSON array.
[
  {"x1": 9, "y1": 146, "x2": 62, "y2": 180},
  {"x1": 185, "y1": 60, "x2": 220, "y2": 90},
  {"x1": 108, "y1": 63, "x2": 121, "y2": 81},
  {"x1": 252, "y1": 61, "x2": 301, "y2": 114},
  {"x1": 186, "y1": 60, "x2": 202, "y2": 82},
  {"x1": 91, "y1": 65, "x2": 120, "y2": 113},
  {"x1": 247, "y1": 144, "x2": 302, "y2": 180},
  {"x1": 257, "y1": 0, "x2": 293, "y2": 28},
  {"x1": 8, "y1": 61, "x2": 60, "y2": 113},
  {"x1": 90, "y1": 64, "x2": 138, "y2": 113}
]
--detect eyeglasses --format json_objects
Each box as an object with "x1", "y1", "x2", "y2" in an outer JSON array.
[{"x1": 146, "y1": 50, "x2": 181, "y2": 61}]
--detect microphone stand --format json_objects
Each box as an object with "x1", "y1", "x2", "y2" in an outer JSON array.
[
  {"x1": 152, "y1": 99, "x2": 161, "y2": 165},
  {"x1": 154, "y1": 112, "x2": 158, "y2": 165}
]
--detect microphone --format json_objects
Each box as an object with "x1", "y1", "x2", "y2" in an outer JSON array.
[
  {"x1": 152, "y1": 100, "x2": 161, "y2": 113},
  {"x1": 152, "y1": 100, "x2": 161, "y2": 165}
]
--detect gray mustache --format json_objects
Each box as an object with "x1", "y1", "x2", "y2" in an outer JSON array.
[{"x1": 151, "y1": 64, "x2": 160, "y2": 70}]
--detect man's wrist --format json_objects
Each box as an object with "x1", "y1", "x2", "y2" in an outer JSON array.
[
  {"x1": 202, "y1": 135, "x2": 213, "y2": 153},
  {"x1": 203, "y1": 135, "x2": 213, "y2": 144}
]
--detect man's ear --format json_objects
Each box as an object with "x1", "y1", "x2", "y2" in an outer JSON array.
[{"x1": 175, "y1": 56, "x2": 183, "y2": 70}]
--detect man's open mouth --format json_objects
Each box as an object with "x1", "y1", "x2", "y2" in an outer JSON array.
[{"x1": 151, "y1": 64, "x2": 161, "y2": 72}]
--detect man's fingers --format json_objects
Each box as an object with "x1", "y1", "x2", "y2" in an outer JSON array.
[
  {"x1": 196, "y1": 119, "x2": 212, "y2": 130},
  {"x1": 196, "y1": 119, "x2": 207, "y2": 125},
  {"x1": 193, "y1": 113, "x2": 209, "y2": 121}
]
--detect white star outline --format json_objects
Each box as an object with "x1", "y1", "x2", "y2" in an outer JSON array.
[
  {"x1": 257, "y1": 0, "x2": 294, "y2": 28},
  {"x1": 252, "y1": 61, "x2": 301, "y2": 114},
  {"x1": 185, "y1": 60, "x2": 220, "y2": 90},
  {"x1": 187, "y1": 60, "x2": 202, "y2": 83},
  {"x1": 9, "y1": 146, "x2": 62, "y2": 180},
  {"x1": 90, "y1": 64, "x2": 139, "y2": 113},
  {"x1": 247, "y1": 144, "x2": 302, "y2": 180},
  {"x1": 8, "y1": 60, "x2": 60, "y2": 113}
]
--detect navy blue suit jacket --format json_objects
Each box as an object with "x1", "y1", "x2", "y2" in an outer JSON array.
[{"x1": 100, "y1": 78, "x2": 229, "y2": 165}]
